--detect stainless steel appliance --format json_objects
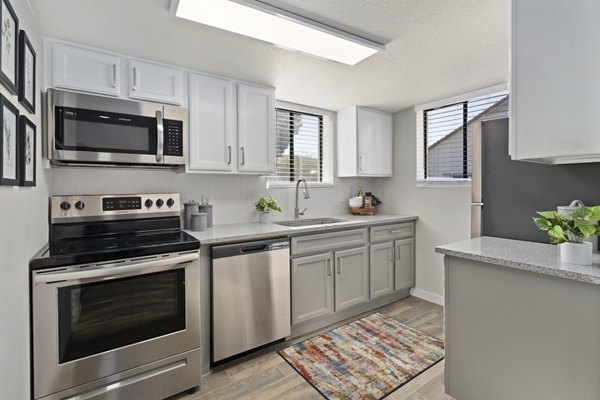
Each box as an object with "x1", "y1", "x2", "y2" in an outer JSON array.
[
  {"x1": 46, "y1": 89, "x2": 187, "y2": 167},
  {"x1": 471, "y1": 117, "x2": 600, "y2": 242},
  {"x1": 30, "y1": 193, "x2": 201, "y2": 400},
  {"x1": 211, "y1": 239, "x2": 291, "y2": 364}
]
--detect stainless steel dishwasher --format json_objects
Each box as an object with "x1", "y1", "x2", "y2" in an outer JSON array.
[{"x1": 211, "y1": 238, "x2": 290, "y2": 364}]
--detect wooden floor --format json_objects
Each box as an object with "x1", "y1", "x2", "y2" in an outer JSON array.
[{"x1": 169, "y1": 296, "x2": 452, "y2": 400}]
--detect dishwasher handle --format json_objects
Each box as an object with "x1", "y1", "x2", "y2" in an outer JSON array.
[
  {"x1": 240, "y1": 244, "x2": 268, "y2": 253},
  {"x1": 211, "y1": 238, "x2": 290, "y2": 259}
]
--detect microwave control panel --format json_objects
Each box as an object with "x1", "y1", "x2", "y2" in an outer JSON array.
[{"x1": 164, "y1": 119, "x2": 183, "y2": 156}]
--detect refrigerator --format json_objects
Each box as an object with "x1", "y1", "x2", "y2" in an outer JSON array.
[{"x1": 471, "y1": 118, "x2": 600, "y2": 244}]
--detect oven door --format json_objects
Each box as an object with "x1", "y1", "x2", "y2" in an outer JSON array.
[{"x1": 32, "y1": 251, "x2": 200, "y2": 400}]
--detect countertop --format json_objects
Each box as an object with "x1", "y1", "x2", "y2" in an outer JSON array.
[
  {"x1": 185, "y1": 214, "x2": 418, "y2": 245},
  {"x1": 436, "y1": 236, "x2": 600, "y2": 285}
]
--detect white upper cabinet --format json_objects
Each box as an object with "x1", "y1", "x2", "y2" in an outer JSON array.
[
  {"x1": 128, "y1": 59, "x2": 182, "y2": 105},
  {"x1": 510, "y1": 0, "x2": 600, "y2": 164},
  {"x1": 237, "y1": 83, "x2": 275, "y2": 173},
  {"x1": 187, "y1": 77, "x2": 275, "y2": 174},
  {"x1": 50, "y1": 41, "x2": 183, "y2": 104},
  {"x1": 188, "y1": 73, "x2": 234, "y2": 172},
  {"x1": 337, "y1": 107, "x2": 393, "y2": 177},
  {"x1": 53, "y1": 43, "x2": 121, "y2": 96}
]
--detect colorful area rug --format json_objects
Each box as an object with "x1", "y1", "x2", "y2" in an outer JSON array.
[{"x1": 278, "y1": 312, "x2": 444, "y2": 400}]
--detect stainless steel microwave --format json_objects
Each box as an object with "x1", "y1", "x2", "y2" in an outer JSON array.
[{"x1": 46, "y1": 89, "x2": 187, "y2": 167}]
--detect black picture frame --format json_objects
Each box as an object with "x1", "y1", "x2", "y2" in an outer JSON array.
[
  {"x1": 18, "y1": 115, "x2": 34, "y2": 186},
  {"x1": 0, "y1": 93, "x2": 19, "y2": 185},
  {"x1": 0, "y1": 0, "x2": 18, "y2": 94},
  {"x1": 18, "y1": 30, "x2": 34, "y2": 113}
]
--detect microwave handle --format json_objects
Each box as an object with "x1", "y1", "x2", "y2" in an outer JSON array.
[{"x1": 156, "y1": 110, "x2": 164, "y2": 163}]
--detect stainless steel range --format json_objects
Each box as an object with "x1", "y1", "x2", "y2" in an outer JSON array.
[{"x1": 30, "y1": 193, "x2": 201, "y2": 400}]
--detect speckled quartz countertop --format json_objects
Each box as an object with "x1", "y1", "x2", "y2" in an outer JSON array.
[
  {"x1": 436, "y1": 236, "x2": 600, "y2": 285},
  {"x1": 185, "y1": 214, "x2": 417, "y2": 245}
]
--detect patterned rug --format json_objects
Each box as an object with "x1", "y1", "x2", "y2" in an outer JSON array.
[{"x1": 278, "y1": 312, "x2": 444, "y2": 400}]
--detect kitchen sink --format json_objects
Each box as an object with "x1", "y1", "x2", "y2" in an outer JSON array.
[{"x1": 275, "y1": 217, "x2": 349, "y2": 228}]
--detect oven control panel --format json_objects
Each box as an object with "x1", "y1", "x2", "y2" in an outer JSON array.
[
  {"x1": 102, "y1": 197, "x2": 142, "y2": 211},
  {"x1": 51, "y1": 193, "x2": 181, "y2": 223}
]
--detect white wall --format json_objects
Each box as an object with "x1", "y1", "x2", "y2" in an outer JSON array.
[
  {"x1": 374, "y1": 107, "x2": 471, "y2": 302},
  {"x1": 0, "y1": 1, "x2": 49, "y2": 399},
  {"x1": 51, "y1": 168, "x2": 375, "y2": 223}
]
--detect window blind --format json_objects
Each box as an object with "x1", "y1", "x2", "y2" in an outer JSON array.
[
  {"x1": 417, "y1": 92, "x2": 509, "y2": 181},
  {"x1": 274, "y1": 108, "x2": 323, "y2": 182}
]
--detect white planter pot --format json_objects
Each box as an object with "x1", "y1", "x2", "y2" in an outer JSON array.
[
  {"x1": 259, "y1": 212, "x2": 271, "y2": 224},
  {"x1": 559, "y1": 241, "x2": 593, "y2": 265}
]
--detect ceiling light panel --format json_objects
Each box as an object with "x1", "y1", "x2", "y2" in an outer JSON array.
[{"x1": 174, "y1": 0, "x2": 384, "y2": 65}]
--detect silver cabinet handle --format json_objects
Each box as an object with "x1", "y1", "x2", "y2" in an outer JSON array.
[
  {"x1": 112, "y1": 63, "x2": 117, "y2": 88},
  {"x1": 132, "y1": 67, "x2": 138, "y2": 91},
  {"x1": 336, "y1": 258, "x2": 342, "y2": 274},
  {"x1": 227, "y1": 146, "x2": 232, "y2": 164},
  {"x1": 34, "y1": 253, "x2": 198, "y2": 284},
  {"x1": 390, "y1": 247, "x2": 394, "y2": 262},
  {"x1": 326, "y1": 259, "x2": 332, "y2": 276},
  {"x1": 240, "y1": 147, "x2": 245, "y2": 165},
  {"x1": 389, "y1": 229, "x2": 404, "y2": 234},
  {"x1": 396, "y1": 246, "x2": 401, "y2": 260},
  {"x1": 156, "y1": 110, "x2": 164, "y2": 163},
  {"x1": 359, "y1": 155, "x2": 365, "y2": 171}
]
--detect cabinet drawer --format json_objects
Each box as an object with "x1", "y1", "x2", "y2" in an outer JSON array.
[
  {"x1": 291, "y1": 229, "x2": 367, "y2": 256},
  {"x1": 370, "y1": 223, "x2": 414, "y2": 242}
]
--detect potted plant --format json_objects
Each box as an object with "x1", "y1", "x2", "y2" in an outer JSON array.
[
  {"x1": 254, "y1": 195, "x2": 282, "y2": 224},
  {"x1": 533, "y1": 206, "x2": 600, "y2": 265}
]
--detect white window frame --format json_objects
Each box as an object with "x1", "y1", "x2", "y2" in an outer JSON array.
[
  {"x1": 267, "y1": 100, "x2": 334, "y2": 188},
  {"x1": 414, "y1": 83, "x2": 508, "y2": 187}
]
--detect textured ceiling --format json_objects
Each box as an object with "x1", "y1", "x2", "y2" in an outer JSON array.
[{"x1": 30, "y1": 0, "x2": 508, "y2": 112}]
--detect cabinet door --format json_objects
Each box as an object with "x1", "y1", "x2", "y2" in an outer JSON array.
[
  {"x1": 237, "y1": 83, "x2": 274, "y2": 173},
  {"x1": 53, "y1": 43, "x2": 120, "y2": 96},
  {"x1": 357, "y1": 108, "x2": 392, "y2": 176},
  {"x1": 334, "y1": 247, "x2": 369, "y2": 312},
  {"x1": 511, "y1": 0, "x2": 600, "y2": 162},
  {"x1": 188, "y1": 73, "x2": 234, "y2": 171},
  {"x1": 291, "y1": 253, "x2": 334, "y2": 325},
  {"x1": 128, "y1": 59, "x2": 182, "y2": 105},
  {"x1": 369, "y1": 242, "x2": 394, "y2": 299},
  {"x1": 394, "y1": 238, "x2": 415, "y2": 291}
]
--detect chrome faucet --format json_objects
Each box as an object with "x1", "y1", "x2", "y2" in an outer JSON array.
[{"x1": 294, "y1": 178, "x2": 310, "y2": 219}]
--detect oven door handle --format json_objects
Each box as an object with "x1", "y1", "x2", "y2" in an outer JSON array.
[
  {"x1": 156, "y1": 109, "x2": 164, "y2": 163},
  {"x1": 34, "y1": 252, "x2": 198, "y2": 284}
]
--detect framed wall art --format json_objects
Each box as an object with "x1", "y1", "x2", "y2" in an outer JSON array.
[
  {"x1": 18, "y1": 29, "x2": 34, "y2": 113},
  {"x1": 18, "y1": 114, "x2": 34, "y2": 186},
  {"x1": 0, "y1": 0, "x2": 18, "y2": 94},
  {"x1": 0, "y1": 93, "x2": 19, "y2": 185}
]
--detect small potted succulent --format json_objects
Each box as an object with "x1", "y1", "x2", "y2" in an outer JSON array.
[
  {"x1": 254, "y1": 195, "x2": 282, "y2": 224},
  {"x1": 533, "y1": 206, "x2": 600, "y2": 265}
]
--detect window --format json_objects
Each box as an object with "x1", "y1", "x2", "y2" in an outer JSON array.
[
  {"x1": 416, "y1": 90, "x2": 508, "y2": 182},
  {"x1": 269, "y1": 102, "x2": 333, "y2": 186}
]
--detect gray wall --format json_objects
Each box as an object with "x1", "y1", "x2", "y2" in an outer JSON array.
[
  {"x1": 0, "y1": 0, "x2": 50, "y2": 398},
  {"x1": 51, "y1": 168, "x2": 374, "y2": 224},
  {"x1": 374, "y1": 107, "x2": 471, "y2": 302}
]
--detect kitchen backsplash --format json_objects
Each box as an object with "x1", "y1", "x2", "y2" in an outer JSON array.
[{"x1": 51, "y1": 168, "x2": 376, "y2": 225}]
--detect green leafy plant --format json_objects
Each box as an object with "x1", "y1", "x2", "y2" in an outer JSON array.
[
  {"x1": 371, "y1": 194, "x2": 382, "y2": 207},
  {"x1": 254, "y1": 195, "x2": 282, "y2": 213},
  {"x1": 533, "y1": 206, "x2": 600, "y2": 244}
]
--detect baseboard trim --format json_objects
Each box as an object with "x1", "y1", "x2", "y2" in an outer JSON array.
[{"x1": 410, "y1": 287, "x2": 444, "y2": 306}]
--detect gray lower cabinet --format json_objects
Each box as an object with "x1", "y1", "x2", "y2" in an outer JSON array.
[
  {"x1": 394, "y1": 238, "x2": 415, "y2": 291},
  {"x1": 334, "y1": 247, "x2": 369, "y2": 312},
  {"x1": 291, "y1": 253, "x2": 334, "y2": 325},
  {"x1": 291, "y1": 247, "x2": 368, "y2": 325},
  {"x1": 369, "y1": 242, "x2": 395, "y2": 299}
]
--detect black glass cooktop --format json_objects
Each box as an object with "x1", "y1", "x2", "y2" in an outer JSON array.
[{"x1": 31, "y1": 231, "x2": 200, "y2": 270}]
